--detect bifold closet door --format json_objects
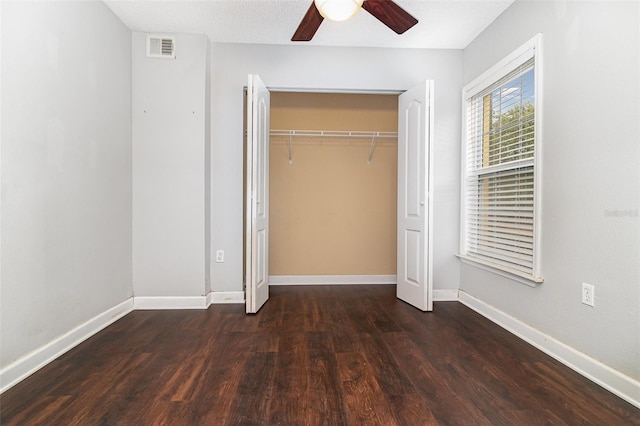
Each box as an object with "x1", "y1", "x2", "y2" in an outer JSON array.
[
  {"x1": 245, "y1": 74, "x2": 270, "y2": 314},
  {"x1": 397, "y1": 80, "x2": 434, "y2": 312}
]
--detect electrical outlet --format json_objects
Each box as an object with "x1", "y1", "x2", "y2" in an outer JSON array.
[
  {"x1": 582, "y1": 282, "x2": 595, "y2": 307},
  {"x1": 216, "y1": 250, "x2": 225, "y2": 263}
]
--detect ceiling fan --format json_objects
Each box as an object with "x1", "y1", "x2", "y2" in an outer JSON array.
[{"x1": 292, "y1": 0, "x2": 418, "y2": 42}]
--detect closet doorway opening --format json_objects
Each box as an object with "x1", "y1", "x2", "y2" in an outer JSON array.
[
  {"x1": 268, "y1": 92, "x2": 399, "y2": 286},
  {"x1": 244, "y1": 76, "x2": 433, "y2": 314}
]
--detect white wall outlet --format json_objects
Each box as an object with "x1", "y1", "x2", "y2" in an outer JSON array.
[
  {"x1": 582, "y1": 282, "x2": 595, "y2": 307},
  {"x1": 215, "y1": 250, "x2": 224, "y2": 263}
]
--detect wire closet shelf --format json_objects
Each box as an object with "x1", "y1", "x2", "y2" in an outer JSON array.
[{"x1": 269, "y1": 129, "x2": 398, "y2": 165}]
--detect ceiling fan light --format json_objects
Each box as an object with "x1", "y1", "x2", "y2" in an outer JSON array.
[{"x1": 314, "y1": 0, "x2": 364, "y2": 22}]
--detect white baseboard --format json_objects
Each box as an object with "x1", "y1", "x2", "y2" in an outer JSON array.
[
  {"x1": 133, "y1": 296, "x2": 208, "y2": 310},
  {"x1": 0, "y1": 298, "x2": 134, "y2": 394},
  {"x1": 207, "y1": 291, "x2": 245, "y2": 305},
  {"x1": 269, "y1": 274, "x2": 397, "y2": 285},
  {"x1": 458, "y1": 290, "x2": 640, "y2": 409},
  {"x1": 433, "y1": 288, "x2": 459, "y2": 301}
]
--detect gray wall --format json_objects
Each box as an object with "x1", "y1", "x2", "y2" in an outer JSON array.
[
  {"x1": 209, "y1": 43, "x2": 463, "y2": 294},
  {"x1": 205, "y1": 39, "x2": 212, "y2": 295},
  {"x1": 462, "y1": 1, "x2": 640, "y2": 380},
  {"x1": 132, "y1": 32, "x2": 210, "y2": 297},
  {"x1": 1, "y1": 1, "x2": 132, "y2": 368}
]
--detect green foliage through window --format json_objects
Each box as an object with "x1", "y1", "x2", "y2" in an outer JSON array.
[{"x1": 485, "y1": 68, "x2": 535, "y2": 167}]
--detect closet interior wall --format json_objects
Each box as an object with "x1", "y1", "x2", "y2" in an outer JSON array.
[{"x1": 269, "y1": 92, "x2": 398, "y2": 277}]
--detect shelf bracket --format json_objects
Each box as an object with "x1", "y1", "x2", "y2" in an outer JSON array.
[
  {"x1": 367, "y1": 134, "x2": 377, "y2": 165},
  {"x1": 287, "y1": 132, "x2": 293, "y2": 165}
]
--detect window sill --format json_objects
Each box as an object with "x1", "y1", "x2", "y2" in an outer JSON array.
[{"x1": 456, "y1": 254, "x2": 544, "y2": 287}]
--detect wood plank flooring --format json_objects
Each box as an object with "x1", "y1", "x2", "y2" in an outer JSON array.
[{"x1": 1, "y1": 285, "x2": 639, "y2": 425}]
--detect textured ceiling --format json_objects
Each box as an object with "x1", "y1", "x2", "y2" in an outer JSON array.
[{"x1": 104, "y1": 0, "x2": 515, "y2": 49}]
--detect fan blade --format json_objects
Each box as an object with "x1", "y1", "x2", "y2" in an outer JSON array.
[
  {"x1": 292, "y1": 2, "x2": 324, "y2": 41},
  {"x1": 362, "y1": 0, "x2": 418, "y2": 34}
]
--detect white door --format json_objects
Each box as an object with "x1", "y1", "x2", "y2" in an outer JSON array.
[
  {"x1": 397, "y1": 81, "x2": 434, "y2": 311},
  {"x1": 245, "y1": 74, "x2": 270, "y2": 314}
]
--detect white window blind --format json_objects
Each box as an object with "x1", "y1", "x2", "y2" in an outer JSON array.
[{"x1": 461, "y1": 37, "x2": 542, "y2": 282}]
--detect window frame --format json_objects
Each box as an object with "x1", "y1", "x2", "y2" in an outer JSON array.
[{"x1": 459, "y1": 34, "x2": 544, "y2": 286}]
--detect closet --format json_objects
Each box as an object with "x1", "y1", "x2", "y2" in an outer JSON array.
[{"x1": 269, "y1": 92, "x2": 398, "y2": 280}]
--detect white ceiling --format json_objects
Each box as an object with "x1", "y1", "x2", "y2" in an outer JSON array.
[{"x1": 103, "y1": 0, "x2": 515, "y2": 50}]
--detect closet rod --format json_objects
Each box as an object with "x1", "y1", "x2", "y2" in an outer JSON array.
[{"x1": 270, "y1": 129, "x2": 397, "y2": 139}]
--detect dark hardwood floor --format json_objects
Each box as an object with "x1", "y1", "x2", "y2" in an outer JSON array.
[{"x1": 1, "y1": 285, "x2": 638, "y2": 425}]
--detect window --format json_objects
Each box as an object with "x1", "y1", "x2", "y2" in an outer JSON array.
[{"x1": 460, "y1": 35, "x2": 543, "y2": 284}]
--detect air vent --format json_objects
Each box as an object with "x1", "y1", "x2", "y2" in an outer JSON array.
[{"x1": 146, "y1": 35, "x2": 175, "y2": 59}]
